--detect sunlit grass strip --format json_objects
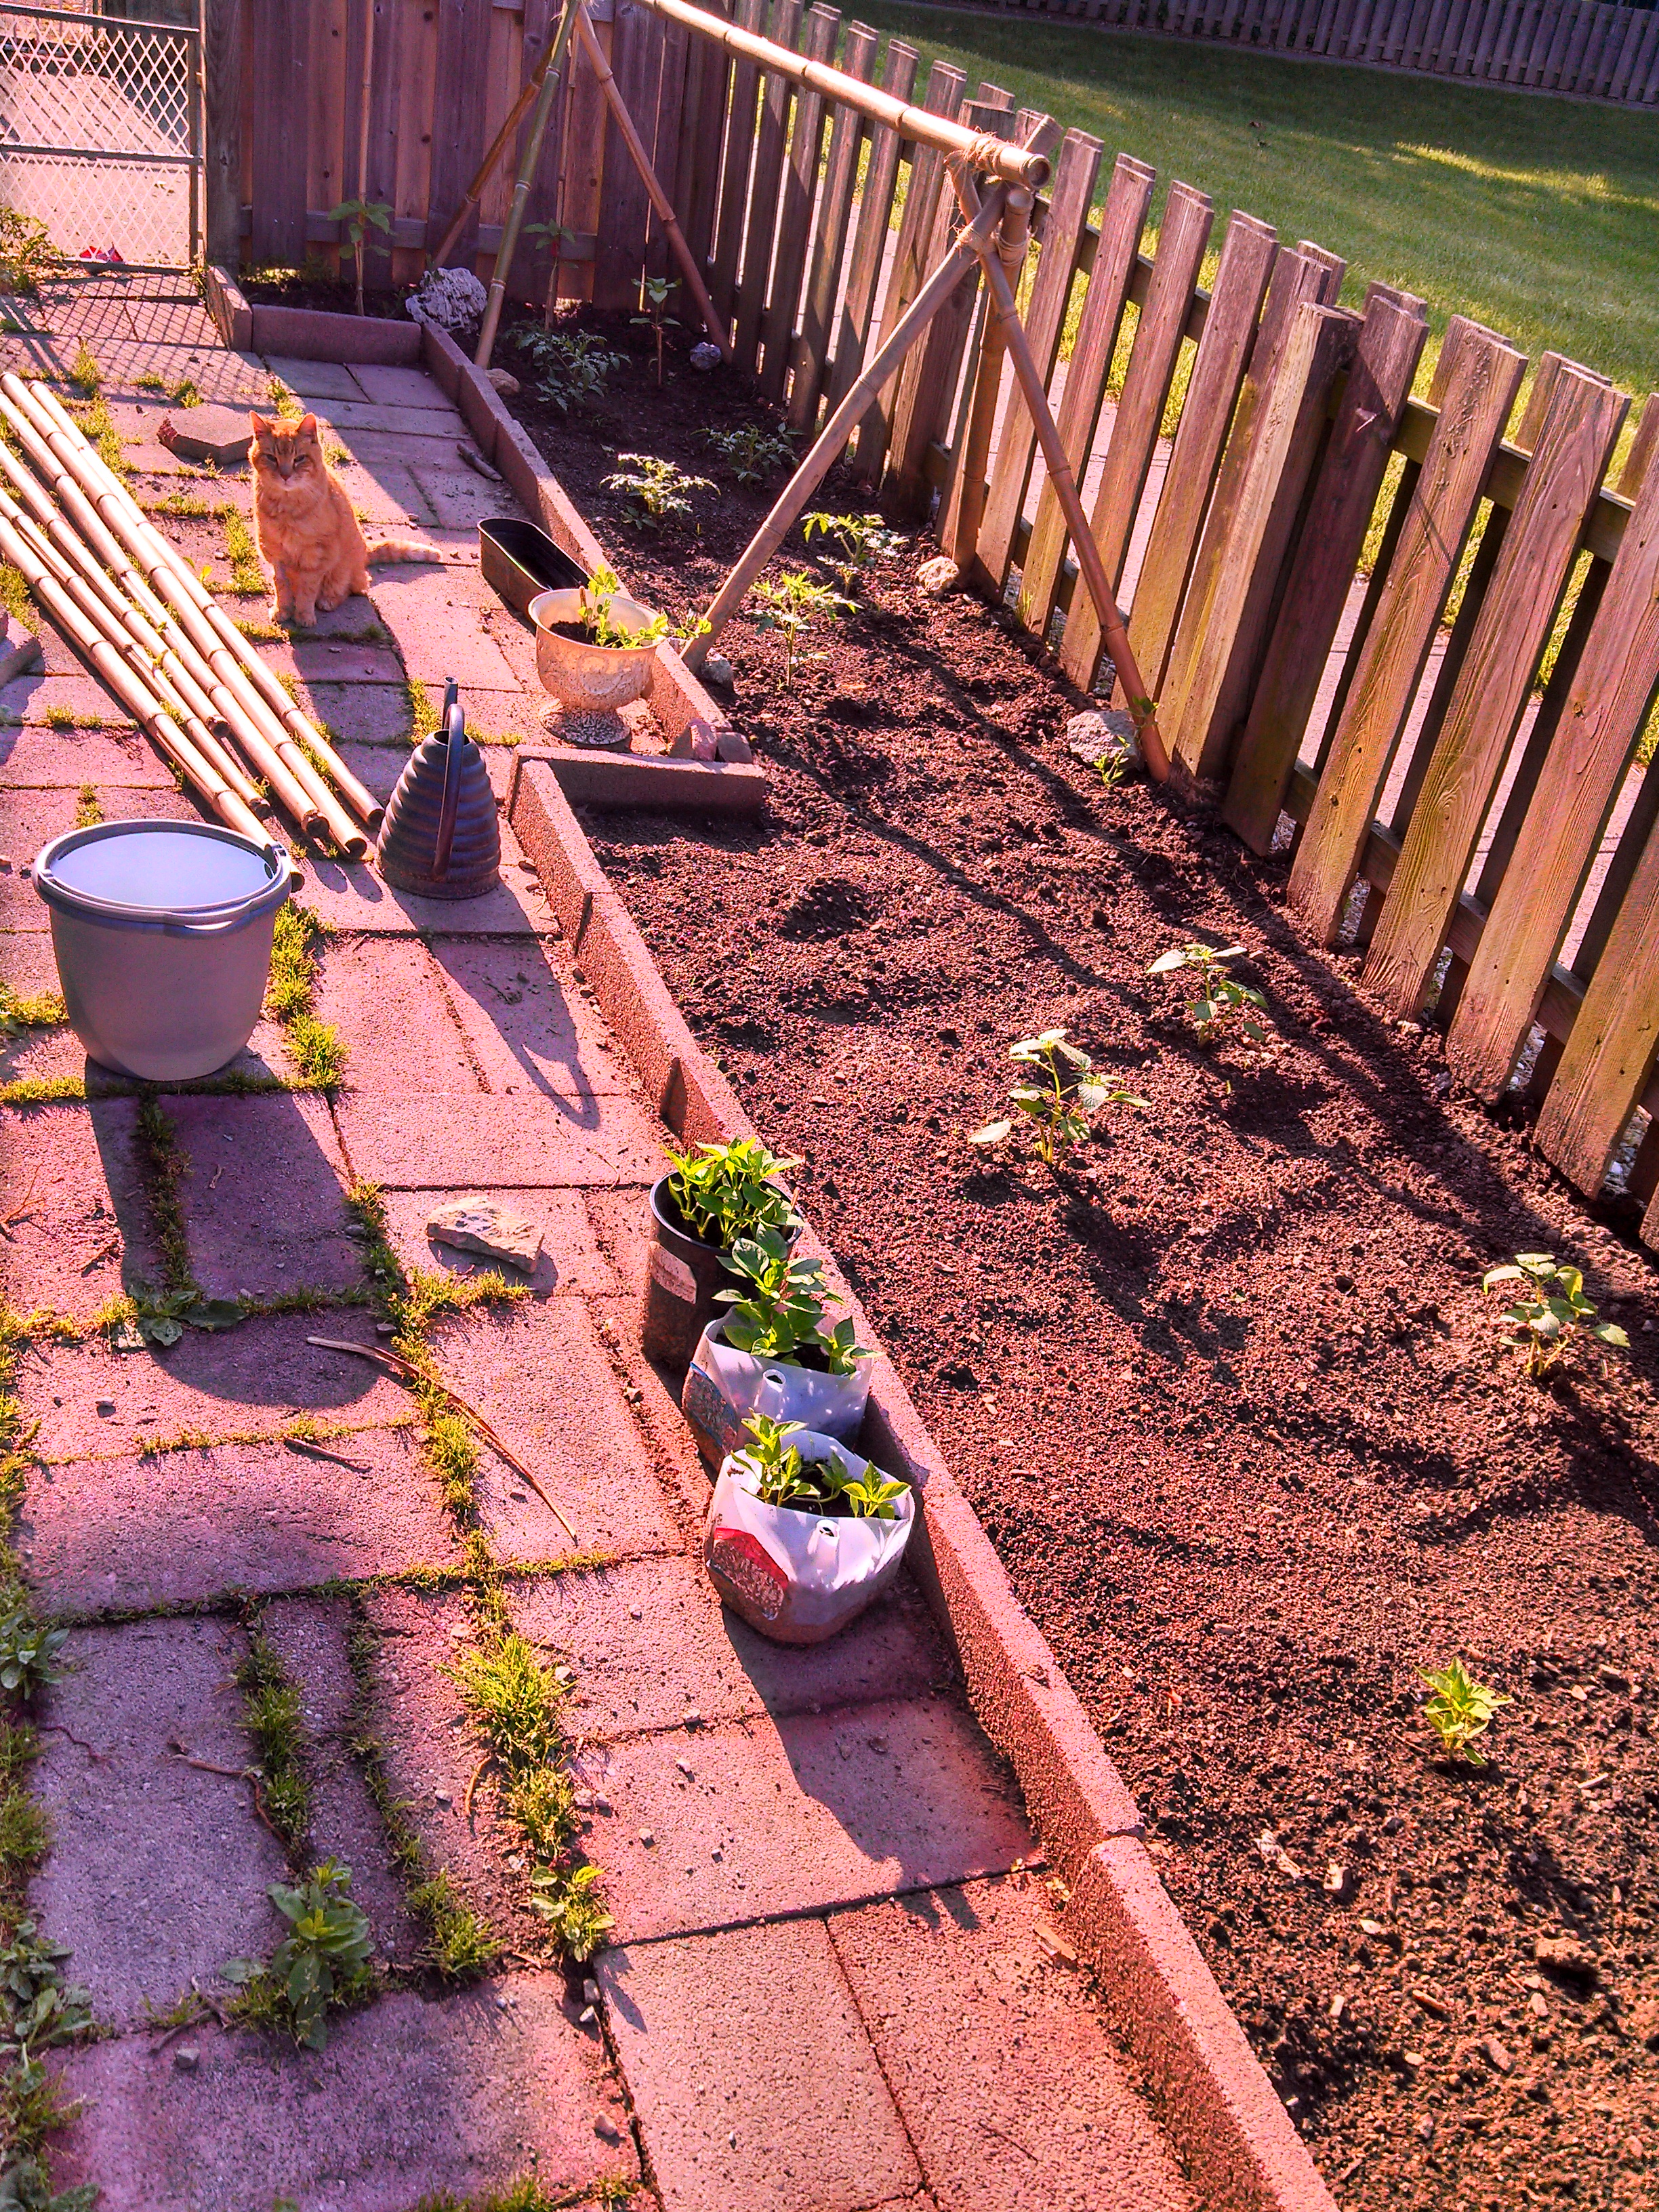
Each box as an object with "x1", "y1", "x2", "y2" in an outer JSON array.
[{"x1": 266, "y1": 905, "x2": 349, "y2": 1091}]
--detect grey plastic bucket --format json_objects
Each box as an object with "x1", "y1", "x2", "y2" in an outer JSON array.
[{"x1": 28, "y1": 821, "x2": 297, "y2": 1080}]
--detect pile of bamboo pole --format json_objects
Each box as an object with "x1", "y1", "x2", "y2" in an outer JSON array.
[{"x1": 0, "y1": 373, "x2": 380, "y2": 857}]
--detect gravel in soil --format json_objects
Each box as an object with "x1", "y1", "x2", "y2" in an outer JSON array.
[{"x1": 502, "y1": 315, "x2": 1659, "y2": 2211}]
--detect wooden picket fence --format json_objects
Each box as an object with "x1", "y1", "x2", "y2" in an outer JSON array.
[
  {"x1": 981, "y1": 0, "x2": 1659, "y2": 106},
  {"x1": 231, "y1": 0, "x2": 1659, "y2": 1244}
]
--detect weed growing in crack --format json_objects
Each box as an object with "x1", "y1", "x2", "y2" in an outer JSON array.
[
  {"x1": 71, "y1": 785, "x2": 101, "y2": 829},
  {"x1": 221, "y1": 505, "x2": 266, "y2": 598},
  {"x1": 236, "y1": 1631, "x2": 312, "y2": 1864},
  {"x1": 266, "y1": 906, "x2": 348, "y2": 1091},
  {"x1": 0, "y1": 1079, "x2": 85, "y2": 1107},
  {"x1": 0, "y1": 983, "x2": 64, "y2": 1042},
  {"x1": 224, "y1": 1860, "x2": 375, "y2": 2051}
]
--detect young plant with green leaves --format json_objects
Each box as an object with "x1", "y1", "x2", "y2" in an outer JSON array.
[
  {"x1": 515, "y1": 327, "x2": 625, "y2": 413},
  {"x1": 1419, "y1": 1658, "x2": 1509, "y2": 1765},
  {"x1": 750, "y1": 569, "x2": 842, "y2": 687},
  {"x1": 729, "y1": 1412, "x2": 907, "y2": 1519},
  {"x1": 0, "y1": 981, "x2": 64, "y2": 1045},
  {"x1": 704, "y1": 422, "x2": 794, "y2": 485},
  {"x1": 632, "y1": 274, "x2": 679, "y2": 386},
  {"x1": 1481, "y1": 1252, "x2": 1629, "y2": 1380},
  {"x1": 663, "y1": 1136, "x2": 798, "y2": 1248},
  {"x1": 600, "y1": 453, "x2": 713, "y2": 533},
  {"x1": 522, "y1": 220, "x2": 579, "y2": 327},
  {"x1": 970, "y1": 1029, "x2": 1147, "y2": 1167},
  {"x1": 224, "y1": 1860, "x2": 374, "y2": 2050},
  {"x1": 0, "y1": 1611, "x2": 68, "y2": 1700},
  {"x1": 1149, "y1": 943, "x2": 1268, "y2": 1044},
  {"x1": 716, "y1": 1230, "x2": 869, "y2": 1376},
  {"x1": 573, "y1": 565, "x2": 708, "y2": 653},
  {"x1": 328, "y1": 197, "x2": 392, "y2": 316},
  {"x1": 801, "y1": 510, "x2": 903, "y2": 600}
]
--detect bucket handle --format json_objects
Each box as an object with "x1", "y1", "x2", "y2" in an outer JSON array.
[{"x1": 433, "y1": 697, "x2": 465, "y2": 882}]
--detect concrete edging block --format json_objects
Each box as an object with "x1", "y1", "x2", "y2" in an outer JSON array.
[
  {"x1": 514, "y1": 746, "x2": 764, "y2": 819},
  {"x1": 503, "y1": 752, "x2": 1335, "y2": 2212},
  {"x1": 203, "y1": 266, "x2": 253, "y2": 354},
  {"x1": 249, "y1": 304, "x2": 424, "y2": 366}
]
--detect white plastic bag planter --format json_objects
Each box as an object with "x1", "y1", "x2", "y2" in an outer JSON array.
[
  {"x1": 681, "y1": 1317, "x2": 871, "y2": 1467},
  {"x1": 28, "y1": 820, "x2": 296, "y2": 1080},
  {"x1": 705, "y1": 1432, "x2": 915, "y2": 1644}
]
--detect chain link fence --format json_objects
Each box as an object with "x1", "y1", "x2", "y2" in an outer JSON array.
[{"x1": 0, "y1": 1, "x2": 200, "y2": 270}]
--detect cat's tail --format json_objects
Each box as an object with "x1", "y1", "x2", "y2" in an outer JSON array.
[{"x1": 365, "y1": 537, "x2": 449, "y2": 564}]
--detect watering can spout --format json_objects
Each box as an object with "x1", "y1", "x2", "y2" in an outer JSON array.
[{"x1": 374, "y1": 674, "x2": 501, "y2": 900}]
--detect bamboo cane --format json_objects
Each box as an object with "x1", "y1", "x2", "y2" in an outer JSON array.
[
  {"x1": 630, "y1": 0, "x2": 1050, "y2": 190},
  {"x1": 353, "y1": 0, "x2": 377, "y2": 315},
  {"x1": 475, "y1": 0, "x2": 578, "y2": 370},
  {"x1": 0, "y1": 384, "x2": 333, "y2": 840},
  {"x1": 0, "y1": 510, "x2": 270, "y2": 846},
  {"x1": 3, "y1": 492, "x2": 267, "y2": 816},
  {"x1": 6, "y1": 382, "x2": 369, "y2": 850},
  {"x1": 20, "y1": 380, "x2": 384, "y2": 836},
  {"x1": 682, "y1": 188, "x2": 1007, "y2": 670},
  {"x1": 432, "y1": 16, "x2": 563, "y2": 270},
  {"x1": 0, "y1": 451, "x2": 267, "y2": 811},
  {"x1": 950, "y1": 173, "x2": 1171, "y2": 784},
  {"x1": 571, "y1": 3, "x2": 731, "y2": 359}
]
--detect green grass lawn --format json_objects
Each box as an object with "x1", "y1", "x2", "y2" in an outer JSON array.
[{"x1": 852, "y1": 3, "x2": 1659, "y2": 404}]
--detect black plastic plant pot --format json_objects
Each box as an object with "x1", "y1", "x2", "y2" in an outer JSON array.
[{"x1": 639, "y1": 1173, "x2": 798, "y2": 1376}]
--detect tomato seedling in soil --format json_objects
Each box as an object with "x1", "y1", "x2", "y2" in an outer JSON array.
[{"x1": 501, "y1": 313, "x2": 1659, "y2": 2211}]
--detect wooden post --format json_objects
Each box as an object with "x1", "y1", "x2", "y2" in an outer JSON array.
[
  {"x1": 682, "y1": 188, "x2": 1008, "y2": 671},
  {"x1": 203, "y1": 0, "x2": 241, "y2": 272},
  {"x1": 476, "y1": 0, "x2": 581, "y2": 367}
]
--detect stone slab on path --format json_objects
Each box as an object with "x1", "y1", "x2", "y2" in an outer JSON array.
[
  {"x1": 380, "y1": 1186, "x2": 621, "y2": 1299},
  {"x1": 52, "y1": 1975, "x2": 635, "y2": 2212},
  {"x1": 312, "y1": 933, "x2": 485, "y2": 1094},
  {"x1": 582, "y1": 1694, "x2": 1033, "y2": 1943},
  {"x1": 370, "y1": 564, "x2": 523, "y2": 689},
  {"x1": 31, "y1": 1616, "x2": 289, "y2": 2028},
  {"x1": 163, "y1": 1092, "x2": 361, "y2": 1303},
  {"x1": 600, "y1": 1917, "x2": 924, "y2": 2212},
  {"x1": 19, "y1": 1313, "x2": 409, "y2": 1467},
  {"x1": 0, "y1": 1100, "x2": 159, "y2": 1324},
  {"x1": 22, "y1": 1424, "x2": 457, "y2": 1616},
  {"x1": 335, "y1": 1090, "x2": 661, "y2": 1189},
  {"x1": 0, "y1": 724, "x2": 163, "y2": 787},
  {"x1": 828, "y1": 1878, "x2": 1195, "y2": 2212}
]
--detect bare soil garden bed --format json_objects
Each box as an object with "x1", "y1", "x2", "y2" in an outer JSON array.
[{"x1": 501, "y1": 312, "x2": 1659, "y2": 2211}]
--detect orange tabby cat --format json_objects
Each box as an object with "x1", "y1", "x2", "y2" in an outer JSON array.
[{"x1": 248, "y1": 411, "x2": 436, "y2": 626}]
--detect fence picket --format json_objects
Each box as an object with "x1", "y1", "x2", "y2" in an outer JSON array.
[
  {"x1": 251, "y1": 0, "x2": 308, "y2": 266},
  {"x1": 1224, "y1": 285, "x2": 1429, "y2": 852},
  {"x1": 1359, "y1": 367, "x2": 1626, "y2": 1014},
  {"x1": 708, "y1": 0, "x2": 768, "y2": 322},
  {"x1": 786, "y1": 18, "x2": 876, "y2": 432},
  {"x1": 731, "y1": 0, "x2": 803, "y2": 370},
  {"x1": 823, "y1": 37, "x2": 917, "y2": 416},
  {"x1": 973, "y1": 130, "x2": 1105, "y2": 592},
  {"x1": 758, "y1": 2, "x2": 838, "y2": 398},
  {"x1": 1125, "y1": 209, "x2": 1277, "y2": 705},
  {"x1": 1014, "y1": 153, "x2": 1153, "y2": 642},
  {"x1": 1285, "y1": 321, "x2": 1526, "y2": 943},
  {"x1": 1056, "y1": 179, "x2": 1214, "y2": 688}
]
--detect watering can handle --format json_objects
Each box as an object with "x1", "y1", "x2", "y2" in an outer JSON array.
[{"x1": 434, "y1": 698, "x2": 465, "y2": 882}]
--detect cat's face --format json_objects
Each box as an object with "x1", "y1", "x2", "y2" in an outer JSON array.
[{"x1": 249, "y1": 411, "x2": 323, "y2": 483}]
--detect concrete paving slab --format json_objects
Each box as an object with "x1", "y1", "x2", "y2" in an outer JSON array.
[
  {"x1": 515, "y1": 1553, "x2": 954, "y2": 1742},
  {"x1": 283, "y1": 634, "x2": 407, "y2": 686},
  {"x1": 0, "y1": 784, "x2": 199, "y2": 926},
  {"x1": 295, "y1": 818, "x2": 554, "y2": 937},
  {"x1": 314, "y1": 933, "x2": 484, "y2": 1094},
  {"x1": 581, "y1": 1696, "x2": 1033, "y2": 1942},
  {"x1": 19, "y1": 1313, "x2": 409, "y2": 1466},
  {"x1": 0, "y1": 926, "x2": 63, "y2": 1000},
  {"x1": 258, "y1": 1594, "x2": 425, "y2": 1961},
  {"x1": 829, "y1": 1879, "x2": 1195, "y2": 2212},
  {"x1": 333, "y1": 455, "x2": 441, "y2": 527},
  {"x1": 0, "y1": 722, "x2": 164, "y2": 785},
  {"x1": 0, "y1": 1099, "x2": 158, "y2": 1321},
  {"x1": 428, "y1": 1298, "x2": 678, "y2": 1563},
  {"x1": 0, "y1": 675, "x2": 144, "y2": 735},
  {"x1": 263, "y1": 356, "x2": 369, "y2": 403},
  {"x1": 351, "y1": 365, "x2": 455, "y2": 409},
  {"x1": 22, "y1": 1423, "x2": 458, "y2": 1616},
  {"x1": 163, "y1": 1091, "x2": 359, "y2": 1301},
  {"x1": 317, "y1": 401, "x2": 467, "y2": 439},
  {"x1": 31, "y1": 1614, "x2": 289, "y2": 2027},
  {"x1": 599, "y1": 1917, "x2": 922, "y2": 2212},
  {"x1": 411, "y1": 455, "x2": 526, "y2": 531},
  {"x1": 380, "y1": 1185, "x2": 621, "y2": 1298},
  {"x1": 335, "y1": 1090, "x2": 661, "y2": 1189},
  {"x1": 304, "y1": 681, "x2": 413, "y2": 749},
  {"x1": 52, "y1": 1975, "x2": 633, "y2": 2212},
  {"x1": 323, "y1": 427, "x2": 482, "y2": 474},
  {"x1": 369, "y1": 565, "x2": 523, "y2": 689},
  {"x1": 429, "y1": 934, "x2": 629, "y2": 1101}
]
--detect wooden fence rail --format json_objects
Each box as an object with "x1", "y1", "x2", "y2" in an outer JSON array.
[
  {"x1": 979, "y1": 0, "x2": 1659, "y2": 107},
  {"x1": 228, "y1": 0, "x2": 1659, "y2": 1243}
]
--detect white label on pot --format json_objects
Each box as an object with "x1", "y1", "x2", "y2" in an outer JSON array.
[{"x1": 649, "y1": 1244, "x2": 699, "y2": 1303}]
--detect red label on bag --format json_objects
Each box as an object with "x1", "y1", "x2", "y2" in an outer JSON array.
[{"x1": 708, "y1": 1527, "x2": 787, "y2": 1622}]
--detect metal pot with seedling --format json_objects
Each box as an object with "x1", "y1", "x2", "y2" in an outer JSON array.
[
  {"x1": 705, "y1": 1410, "x2": 914, "y2": 1644},
  {"x1": 530, "y1": 563, "x2": 708, "y2": 716},
  {"x1": 682, "y1": 1227, "x2": 872, "y2": 1465},
  {"x1": 642, "y1": 1136, "x2": 802, "y2": 1372}
]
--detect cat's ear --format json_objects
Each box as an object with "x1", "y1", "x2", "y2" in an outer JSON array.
[
  {"x1": 249, "y1": 412, "x2": 270, "y2": 436},
  {"x1": 298, "y1": 412, "x2": 319, "y2": 438}
]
